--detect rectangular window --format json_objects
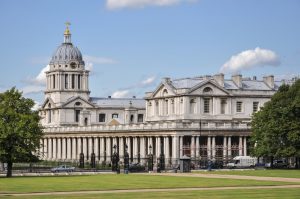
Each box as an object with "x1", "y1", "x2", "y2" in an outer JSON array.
[
  {"x1": 190, "y1": 99, "x2": 196, "y2": 114},
  {"x1": 221, "y1": 99, "x2": 227, "y2": 114},
  {"x1": 78, "y1": 75, "x2": 81, "y2": 89},
  {"x1": 72, "y1": 74, "x2": 75, "y2": 89},
  {"x1": 65, "y1": 74, "x2": 68, "y2": 89},
  {"x1": 138, "y1": 114, "x2": 143, "y2": 122},
  {"x1": 75, "y1": 110, "x2": 80, "y2": 122},
  {"x1": 236, "y1": 101, "x2": 243, "y2": 113},
  {"x1": 99, "y1": 113, "x2": 106, "y2": 122},
  {"x1": 204, "y1": 98, "x2": 210, "y2": 113},
  {"x1": 155, "y1": 101, "x2": 159, "y2": 115},
  {"x1": 253, "y1": 102, "x2": 259, "y2": 113},
  {"x1": 112, "y1": 113, "x2": 118, "y2": 119},
  {"x1": 53, "y1": 74, "x2": 56, "y2": 89}
]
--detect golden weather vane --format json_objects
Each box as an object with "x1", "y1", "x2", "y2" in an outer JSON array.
[{"x1": 64, "y1": 21, "x2": 71, "y2": 34}]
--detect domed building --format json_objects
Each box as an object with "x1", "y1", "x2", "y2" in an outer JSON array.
[{"x1": 40, "y1": 24, "x2": 288, "y2": 168}]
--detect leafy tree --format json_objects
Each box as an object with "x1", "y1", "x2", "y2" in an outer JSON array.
[
  {"x1": 0, "y1": 88, "x2": 43, "y2": 177},
  {"x1": 250, "y1": 79, "x2": 300, "y2": 168}
]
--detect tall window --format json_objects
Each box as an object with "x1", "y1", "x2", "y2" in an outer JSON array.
[
  {"x1": 72, "y1": 74, "x2": 75, "y2": 89},
  {"x1": 48, "y1": 104, "x2": 51, "y2": 123},
  {"x1": 65, "y1": 74, "x2": 68, "y2": 89},
  {"x1": 53, "y1": 74, "x2": 55, "y2": 89},
  {"x1": 164, "y1": 99, "x2": 168, "y2": 115},
  {"x1": 155, "y1": 101, "x2": 159, "y2": 115},
  {"x1": 180, "y1": 98, "x2": 183, "y2": 114},
  {"x1": 253, "y1": 102, "x2": 259, "y2": 113},
  {"x1": 204, "y1": 98, "x2": 210, "y2": 113},
  {"x1": 236, "y1": 101, "x2": 243, "y2": 113},
  {"x1": 112, "y1": 113, "x2": 119, "y2": 119},
  {"x1": 130, "y1": 115, "x2": 134, "y2": 123},
  {"x1": 99, "y1": 113, "x2": 106, "y2": 122},
  {"x1": 171, "y1": 99, "x2": 175, "y2": 114},
  {"x1": 221, "y1": 98, "x2": 227, "y2": 114},
  {"x1": 138, "y1": 114, "x2": 144, "y2": 122},
  {"x1": 190, "y1": 99, "x2": 196, "y2": 114},
  {"x1": 148, "y1": 102, "x2": 152, "y2": 116},
  {"x1": 75, "y1": 110, "x2": 80, "y2": 122},
  {"x1": 78, "y1": 75, "x2": 81, "y2": 89}
]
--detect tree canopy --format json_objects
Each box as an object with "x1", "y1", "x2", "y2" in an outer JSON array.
[
  {"x1": 0, "y1": 87, "x2": 43, "y2": 177},
  {"x1": 250, "y1": 79, "x2": 300, "y2": 167}
]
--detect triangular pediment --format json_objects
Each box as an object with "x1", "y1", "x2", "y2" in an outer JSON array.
[
  {"x1": 188, "y1": 80, "x2": 231, "y2": 96},
  {"x1": 61, "y1": 96, "x2": 95, "y2": 108},
  {"x1": 151, "y1": 82, "x2": 176, "y2": 98},
  {"x1": 41, "y1": 97, "x2": 55, "y2": 109},
  {"x1": 108, "y1": 119, "x2": 120, "y2": 126}
]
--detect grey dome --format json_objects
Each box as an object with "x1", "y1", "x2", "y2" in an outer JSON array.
[{"x1": 50, "y1": 43, "x2": 84, "y2": 65}]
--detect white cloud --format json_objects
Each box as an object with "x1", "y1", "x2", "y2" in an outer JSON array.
[
  {"x1": 32, "y1": 101, "x2": 40, "y2": 111},
  {"x1": 35, "y1": 65, "x2": 50, "y2": 85},
  {"x1": 106, "y1": 0, "x2": 197, "y2": 10},
  {"x1": 111, "y1": 90, "x2": 131, "y2": 98},
  {"x1": 220, "y1": 47, "x2": 280, "y2": 74},
  {"x1": 141, "y1": 76, "x2": 156, "y2": 86},
  {"x1": 22, "y1": 85, "x2": 45, "y2": 95}
]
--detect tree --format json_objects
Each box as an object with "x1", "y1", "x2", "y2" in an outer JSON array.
[
  {"x1": 0, "y1": 87, "x2": 43, "y2": 177},
  {"x1": 250, "y1": 79, "x2": 300, "y2": 168}
]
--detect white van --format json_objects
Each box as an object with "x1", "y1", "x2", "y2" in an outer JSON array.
[{"x1": 227, "y1": 156, "x2": 257, "y2": 168}]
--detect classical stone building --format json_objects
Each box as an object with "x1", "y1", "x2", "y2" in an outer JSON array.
[{"x1": 40, "y1": 26, "x2": 286, "y2": 167}]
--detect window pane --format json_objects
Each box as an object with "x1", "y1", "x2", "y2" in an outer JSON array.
[
  {"x1": 204, "y1": 98, "x2": 210, "y2": 113},
  {"x1": 99, "y1": 114, "x2": 106, "y2": 122},
  {"x1": 253, "y1": 102, "x2": 259, "y2": 112},
  {"x1": 236, "y1": 101, "x2": 242, "y2": 112}
]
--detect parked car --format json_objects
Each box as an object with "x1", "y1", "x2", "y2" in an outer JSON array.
[
  {"x1": 265, "y1": 160, "x2": 288, "y2": 168},
  {"x1": 51, "y1": 165, "x2": 75, "y2": 173}
]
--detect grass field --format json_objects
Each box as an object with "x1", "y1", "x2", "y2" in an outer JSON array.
[
  {"x1": 0, "y1": 174, "x2": 296, "y2": 194},
  {"x1": 1, "y1": 188, "x2": 299, "y2": 199},
  {"x1": 193, "y1": 169, "x2": 300, "y2": 178},
  {"x1": 0, "y1": 172, "x2": 299, "y2": 199}
]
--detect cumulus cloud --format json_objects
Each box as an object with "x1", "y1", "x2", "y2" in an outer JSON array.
[
  {"x1": 220, "y1": 47, "x2": 280, "y2": 74},
  {"x1": 106, "y1": 0, "x2": 197, "y2": 10},
  {"x1": 111, "y1": 90, "x2": 131, "y2": 98},
  {"x1": 22, "y1": 85, "x2": 45, "y2": 95},
  {"x1": 32, "y1": 101, "x2": 41, "y2": 111},
  {"x1": 35, "y1": 65, "x2": 50, "y2": 85},
  {"x1": 110, "y1": 76, "x2": 157, "y2": 98}
]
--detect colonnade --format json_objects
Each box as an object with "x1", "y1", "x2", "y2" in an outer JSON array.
[{"x1": 41, "y1": 135, "x2": 248, "y2": 164}]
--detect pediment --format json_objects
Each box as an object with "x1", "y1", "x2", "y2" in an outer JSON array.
[
  {"x1": 41, "y1": 97, "x2": 55, "y2": 109},
  {"x1": 188, "y1": 80, "x2": 230, "y2": 96},
  {"x1": 151, "y1": 82, "x2": 176, "y2": 98},
  {"x1": 61, "y1": 96, "x2": 95, "y2": 108},
  {"x1": 108, "y1": 119, "x2": 120, "y2": 126}
]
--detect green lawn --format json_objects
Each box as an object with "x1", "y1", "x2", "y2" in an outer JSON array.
[
  {"x1": 0, "y1": 174, "x2": 297, "y2": 194},
  {"x1": 1, "y1": 188, "x2": 300, "y2": 199},
  {"x1": 193, "y1": 169, "x2": 300, "y2": 178}
]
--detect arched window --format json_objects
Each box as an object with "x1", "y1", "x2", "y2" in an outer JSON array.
[
  {"x1": 171, "y1": 99, "x2": 175, "y2": 114},
  {"x1": 72, "y1": 74, "x2": 75, "y2": 89},
  {"x1": 52, "y1": 74, "x2": 56, "y2": 89},
  {"x1": 155, "y1": 101, "x2": 159, "y2": 115},
  {"x1": 48, "y1": 104, "x2": 51, "y2": 123},
  {"x1": 162, "y1": 89, "x2": 168, "y2": 97},
  {"x1": 65, "y1": 74, "x2": 68, "y2": 89},
  {"x1": 203, "y1": 87, "x2": 213, "y2": 93},
  {"x1": 164, "y1": 99, "x2": 168, "y2": 115}
]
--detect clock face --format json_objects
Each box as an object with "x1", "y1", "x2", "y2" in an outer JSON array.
[{"x1": 70, "y1": 62, "x2": 76, "y2": 69}]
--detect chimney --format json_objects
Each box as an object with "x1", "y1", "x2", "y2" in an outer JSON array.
[
  {"x1": 213, "y1": 73, "x2": 224, "y2": 87},
  {"x1": 232, "y1": 74, "x2": 242, "y2": 88},
  {"x1": 263, "y1": 75, "x2": 274, "y2": 89}
]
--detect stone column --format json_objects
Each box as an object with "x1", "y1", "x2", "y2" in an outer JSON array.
[
  {"x1": 72, "y1": 137, "x2": 76, "y2": 160},
  {"x1": 83, "y1": 137, "x2": 88, "y2": 160},
  {"x1": 243, "y1": 136, "x2": 247, "y2": 156},
  {"x1": 94, "y1": 137, "x2": 99, "y2": 161},
  {"x1": 140, "y1": 137, "x2": 145, "y2": 163},
  {"x1": 223, "y1": 136, "x2": 227, "y2": 160},
  {"x1": 191, "y1": 136, "x2": 195, "y2": 159},
  {"x1": 88, "y1": 137, "x2": 93, "y2": 159},
  {"x1": 179, "y1": 136, "x2": 183, "y2": 158},
  {"x1": 67, "y1": 137, "x2": 71, "y2": 160},
  {"x1": 126, "y1": 137, "x2": 131, "y2": 160},
  {"x1": 100, "y1": 137, "x2": 105, "y2": 162},
  {"x1": 207, "y1": 136, "x2": 211, "y2": 160},
  {"x1": 239, "y1": 136, "x2": 243, "y2": 156},
  {"x1": 227, "y1": 136, "x2": 232, "y2": 158},
  {"x1": 57, "y1": 138, "x2": 61, "y2": 160},
  {"x1": 77, "y1": 137, "x2": 82, "y2": 159},
  {"x1": 212, "y1": 136, "x2": 216, "y2": 160},
  {"x1": 43, "y1": 138, "x2": 48, "y2": 160},
  {"x1": 48, "y1": 138, "x2": 52, "y2": 160},
  {"x1": 62, "y1": 138, "x2": 66, "y2": 160},
  {"x1": 119, "y1": 137, "x2": 124, "y2": 160},
  {"x1": 134, "y1": 137, "x2": 139, "y2": 160},
  {"x1": 106, "y1": 137, "x2": 111, "y2": 163},
  {"x1": 195, "y1": 136, "x2": 200, "y2": 158},
  {"x1": 52, "y1": 138, "x2": 57, "y2": 160},
  {"x1": 156, "y1": 137, "x2": 161, "y2": 157},
  {"x1": 172, "y1": 136, "x2": 179, "y2": 165}
]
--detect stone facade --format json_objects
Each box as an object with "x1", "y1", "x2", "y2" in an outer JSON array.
[{"x1": 39, "y1": 26, "x2": 287, "y2": 167}]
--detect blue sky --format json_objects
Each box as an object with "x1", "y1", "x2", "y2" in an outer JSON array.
[{"x1": 0, "y1": 0, "x2": 299, "y2": 105}]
